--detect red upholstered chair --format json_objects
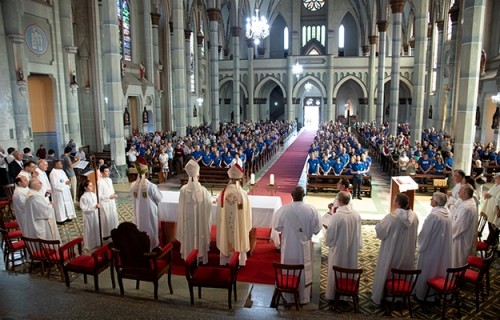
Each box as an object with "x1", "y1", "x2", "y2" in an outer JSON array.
[
  {"x1": 184, "y1": 249, "x2": 239, "y2": 309},
  {"x1": 424, "y1": 264, "x2": 468, "y2": 319},
  {"x1": 41, "y1": 237, "x2": 83, "y2": 281},
  {"x1": 0, "y1": 227, "x2": 26, "y2": 271},
  {"x1": 0, "y1": 203, "x2": 21, "y2": 252},
  {"x1": 63, "y1": 243, "x2": 115, "y2": 292},
  {"x1": 383, "y1": 268, "x2": 421, "y2": 317},
  {"x1": 476, "y1": 227, "x2": 499, "y2": 258},
  {"x1": 111, "y1": 222, "x2": 173, "y2": 300},
  {"x1": 463, "y1": 250, "x2": 495, "y2": 312},
  {"x1": 270, "y1": 262, "x2": 304, "y2": 310},
  {"x1": 22, "y1": 236, "x2": 47, "y2": 275},
  {"x1": 332, "y1": 265, "x2": 363, "y2": 312}
]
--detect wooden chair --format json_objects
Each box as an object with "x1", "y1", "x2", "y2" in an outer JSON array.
[
  {"x1": 270, "y1": 263, "x2": 304, "y2": 310},
  {"x1": 332, "y1": 265, "x2": 363, "y2": 312},
  {"x1": 184, "y1": 249, "x2": 239, "y2": 309},
  {"x1": 424, "y1": 264, "x2": 468, "y2": 319},
  {"x1": 0, "y1": 205, "x2": 21, "y2": 252},
  {"x1": 383, "y1": 268, "x2": 421, "y2": 317},
  {"x1": 0, "y1": 227, "x2": 26, "y2": 271},
  {"x1": 22, "y1": 236, "x2": 47, "y2": 275},
  {"x1": 476, "y1": 215, "x2": 487, "y2": 242},
  {"x1": 41, "y1": 237, "x2": 83, "y2": 281},
  {"x1": 463, "y1": 250, "x2": 496, "y2": 312},
  {"x1": 63, "y1": 243, "x2": 115, "y2": 292},
  {"x1": 111, "y1": 222, "x2": 173, "y2": 300},
  {"x1": 476, "y1": 227, "x2": 499, "y2": 258}
]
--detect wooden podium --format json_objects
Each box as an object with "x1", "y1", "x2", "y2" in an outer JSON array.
[{"x1": 390, "y1": 176, "x2": 419, "y2": 212}]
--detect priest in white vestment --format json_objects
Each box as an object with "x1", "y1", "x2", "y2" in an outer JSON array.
[
  {"x1": 216, "y1": 164, "x2": 252, "y2": 266},
  {"x1": 177, "y1": 159, "x2": 212, "y2": 264},
  {"x1": 325, "y1": 191, "x2": 362, "y2": 301},
  {"x1": 451, "y1": 184, "x2": 478, "y2": 267},
  {"x1": 12, "y1": 175, "x2": 30, "y2": 233},
  {"x1": 34, "y1": 159, "x2": 51, "y2": 202},
  {"x1": 98, "y1": 165, "x2": 119, "y2": 238},
  {"x1": 131, "y1": 157, "x2": 163, "y2": 250},
  {"x1": 24, "y1": 178, "x2": 61, "y2": 241},
  {"x1": 446, "y1": 169, "x2": 466, "y2": 214},
  {"x1": 414, "y1": 192, "x2": 452, "y2": 300},
  {"x1": 49, "y1": 160, "x2": 76, "y2": 223},
  {"x1": 480, "y1": 173, "x2": 500, "y2": 226},
  {"x1": 371, "y1": 193, "x2": 419, "y2": 305},
  {"x1": 272, "y1": 186, "x2": 321, "y2": 304},
  {"x1": 79, "y1": 180, "x2": 101, "y2": 251}
]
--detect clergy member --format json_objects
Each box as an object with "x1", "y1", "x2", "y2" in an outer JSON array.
[
  {"x1": 12, "y1": 175, "x2": 30, "y2": 232},
  {"x1": 131, "y1": 156, "x2": 163, "y2": 250},
  {"x1": 98, "y1": 164, "x2": 119, "y2": 238},
  {"x1": 451, "y1": 184, "x2": 478, "y2": 267},
  {"x1": 49, "y1": 160, "x2": 76, "y2": 224},
  {"x1": 480, "y1": 172, "x2": 500, "y2": 228},
  {"x1": 35, "y1": 159, "x2": 52, "y2": 202},
  {"x1": 216, "y1": 164, "x2": 252, "y2": 266},
  {"x1": 272, "y1": 185, "x2": 321, "y2": 305},
  {"x1": 78, "y1": 180, "x2": 101, "y2": 251},
  {"x1": 414, "y1": 192, "x2": 452, "y2": 301},
  {"x1": 325, "y1": 191, "x2": 361, "y2": 301},
  {"x1": 371, "y1": 193, "x2": 419, "y2": 305},
  {"x1": 177, "y1": 159, "x2": 212, "y2": 264}
]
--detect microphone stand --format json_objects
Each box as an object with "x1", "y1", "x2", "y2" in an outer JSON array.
[{"x1": 90, "y1": 155, "x2": 103, "y2": 247}]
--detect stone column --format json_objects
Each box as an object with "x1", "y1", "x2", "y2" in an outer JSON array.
[
  {"x1": 358, "y1": 98, "x2": 368, "y2": 123},
  {"x1": 231, "y1": 27, "x2": 241, "y2": 124},
  {"x1": 151, "y1": 11, "x2": 162, "y2": 131},
  {"x1": 143, "y1": 0, "x2": 153, "y2": 89},
  {"x1": 434, "y1": 20, "x2": 446, "y2": 131},
  {"x1": 368, "y1": 35, "x2": 378, "y2": 122},
  {"x1": 286, "y1": 56, "x2": 294, "y2": 121},
  {"x1": 207, "y1": 7, "x2": 221, "y2": 132},
  {"x1": 388, "y1": 0, "x2": 405, "y2": 137},
  {"x1": 171, "y1": 0, "x2": 187, "y2": 136},
  {"x1": 376, "y1": 21, "x2": 388, "y2": 125},
  {"x1": 197, "y1": 33, "x2": 206, "y2": 123},
  {"x1": 327, "y1": 54, "x2": 335, "y2": 120},
  {"x1": 185, "y1": 30, "x2": 193, "y2": 126},
  {"x1": 246, "y1": 39, "x2": 256, "y2": 121},
  {"x1": 332, "y1": 98, "x2": 337, "y2": 123},
  {"x1": 454, "y1": 0, "x2": 485, "y2": 173},
  {"x1": 448, "y1": 2, "x2": 460, "y2": 136},
  {"x1": 410, "y1": 0, "x2": 429, "y2": 144},
  {"x1": 424, "y1": 23, "x2": 436, "y2": 129},
  {"x1": 102, "y1": 0, "x2": 126, "y2": 167}
]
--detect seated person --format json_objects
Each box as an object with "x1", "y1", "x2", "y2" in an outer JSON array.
[
  {"x1": 306, "y1": 153, "x2": 320, "y2": 175},
  {"x1": 331, "y1": 157, "x2": 344, "y2": 176},
  {"x1": 319, "y1": 155, "x2": 332, "y2": 175}
]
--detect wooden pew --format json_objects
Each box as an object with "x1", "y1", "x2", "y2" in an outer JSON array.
[
  {"x1": 411, "y1": 173, "x2": 448, "y2": 193},
  {"x1": 306, "y1": 174, "x2": 372, "y2": 197}
]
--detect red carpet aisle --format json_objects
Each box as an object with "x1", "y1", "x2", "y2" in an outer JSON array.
[{"x1": 251, "y1": 129, "x2": 317, "y2": 204}]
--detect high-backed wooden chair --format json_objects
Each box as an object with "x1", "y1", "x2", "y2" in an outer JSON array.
[
  {"x1": 21, "y1": 236, "x2": 47, "y2": 275},
  {"x1": 332, "y1": 265, "x2": 363, "y2": 312},
  {"x1": 184, "y1": 249, "x2": 239, "y2": 309},
  {"x1": 0, "y1": 227, "x2": 26, "y2": 271},
  {"x1": 111, "y1": 222, "x2": 173, "y2": 300},
  {"x1": 463, "y1": 250, "x2": 496, "y2": 312},
  {"x1": 41, "y1": 237, "x2": 83, "y2": 281},
  {"x1": 383, "y1": 268, "x2": 421, "y2": 317},
  {"x1": 270, "y1": 263, "x2": 304, "y2": 310}
]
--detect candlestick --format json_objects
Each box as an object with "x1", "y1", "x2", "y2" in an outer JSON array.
[
  {"x1": 250, "y1": 173, "x2": 256, "y2": 185},
  {"x1": 270, "y1": 174, "x2": 275, "y2": 186}
]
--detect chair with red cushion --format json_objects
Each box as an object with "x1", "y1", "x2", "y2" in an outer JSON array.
[
  {"x1": 476, "y1": 227, "x2": 499, "y2": 258},
  {"x1": 270, "y1": 262, "x2": 304, "y2": 310},
  {"x1": 41, "y1": 237, "x2": 83, "y2": 281},
  {"x1": 111, "y1": 222, "x2": 173, "y2": 300},
  {"x1": 332, "y1": 265, "x2": 363, "y2": 312},
  {"x1": 63, "y1": 243, "x2": 115, "y2": 292},
  {"x1": 22, "y1": 236, "x2": 47, "y2": 275},
  {"x1": 0, "y1": 227, "x2": 26, "y2": 271},
  {"x1": 383, "y1": 268, "x2": 421, "y2": 317},
  {"x1": 476, "y1": 215, "x2": 487, "y2": 242},
  {"x1": 463, "y1": 250, "x2": 495, "y2": 312},
  {"x1": 184, "y1": 249, "x2": 239, "y2": 309},
  {"x1": 424, "y1": 264, "x2": 468, "y2": 319},
  {"x1": 0, "y1": 204, "x2": 21, "y2": 252}
]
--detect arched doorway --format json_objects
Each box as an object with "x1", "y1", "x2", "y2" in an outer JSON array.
[{"x1": 28, "y1": 75, "x2": 56, "y2": 152}]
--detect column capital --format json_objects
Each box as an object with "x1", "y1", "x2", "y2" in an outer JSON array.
[
  {"x1": 362, "y1": 45, "x2": 370, "y2": 55},
  {"x1": 206, "y1": 8, "x2": 221, "y2": 23},
  {"x1": 7, "y1": 33, "x2": 24, "y2": 44},
  {"x1": 449, "y1": 2, "x2": 460, "y2": 23},
  {"x1": 65, "y1": 46, "x2": 78, "y2": 54},
  {"x1": 246, "y1": 39, "x2": 255, "y2": 48},
  {"x1": 390, "y1": 0, "x2": 405, "y2": 14},
  {"x1": 436, "y1": 20, "x2": 444, "y2": 31},
  {"x1": 409, "y1": 37, "x2": 415, "y2": 48},
  {"x1": 332, "y1": 97, "x2": 337, "y2": 104},
  {"x1": 368, "y1": 35, "x2": 378, "y2": 45},
  {"x1": 184, "y1": 30, "x2": 192, "y2": 40},
  {"x1": 197, "y1": 33, "x2": 204, "y2": 46},
  {"x1": 427, "y1": 23, "x2": 433, "y2": 38},
  {"x1": 150, "y1": 12, "x2": 161, "y2": 26},
  {"x1": 231, "y1": 27, "x2": 241, "y2": 37},
  {"x1": 377, "y1": 20, "x2": 388, "y2": 33}
]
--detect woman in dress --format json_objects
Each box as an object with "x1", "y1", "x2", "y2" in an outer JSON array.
[{"x1": 78, "y1": 180, "x2": 101, "y2": 251}]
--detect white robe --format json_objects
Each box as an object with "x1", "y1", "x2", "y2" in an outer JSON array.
[
  {"x1": 131, "y1": 178, "x2": 163, "y2": 250},
  {"x1": 481, "y1": 182, "x2": 500, "y2": 224},
  {"x1": 451, "y1": 197, "x2": 478, "y2": 267},
  {"x1": 273, "y1": 201, "x2": 321, "y2": 304},
  {"x1": 12, "y1": 186, "x2": 29, "y2": 233},
  {"x1": 216, "y1": 182, "x2": 252, "y2": 266},
  {"x1": 447, "y1": 183, "x2": 462, "y2": 214},
  {"x1": 325, "y1": 205, "x2": 362, "y2": 300},
  {"x1": 49, "y1": 169, "x2": 76, "y2": 222},
  {"x1": 97, "y1": 177, "x2": 119, "y2": 238},
  {"x1": 414, "y1": 206, "x2": 452, "y2": 300},
  {"x1": 35, "y1": 167, "x2": 51, "y2": 202},
  {"x1": 79, "y1": 191, "x2": 101, "y2": 251},
  {"x1": 24, "y1": 190, "x2": 61, "y2": 241},
  {"x1": 177, "y1": 180, "x2": 212, "y2": 264},
  {"x1": 371, "y1": 208, "x2": 419, "y2": 305}
]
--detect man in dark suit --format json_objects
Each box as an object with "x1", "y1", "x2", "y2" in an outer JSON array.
[{"x1": 8, "y1": 150, "x2": 24, "y2": 182}]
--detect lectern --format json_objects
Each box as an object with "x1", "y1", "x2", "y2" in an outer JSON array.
[{"x1": 390, "y1": 176, "x2": 419, "y2": 212}]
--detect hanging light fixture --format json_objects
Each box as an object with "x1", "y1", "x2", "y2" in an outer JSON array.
[
  {"x1": 292, "y1": 60, "x2": 303, "y2": 78},
  {"x1": 304, "y1": 82, "x2": 313, "y2": 92},
  {"x1": 245, "y1": 9, "x2": 270, "y2": 45}
]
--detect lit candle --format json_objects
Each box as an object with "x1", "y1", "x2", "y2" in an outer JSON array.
[
  {"x1": 270, "y1": 174, "x2": 275, "y2": 186},
  {"x1": 250, "y1": 173, "x2": 256, "y2": 185}
]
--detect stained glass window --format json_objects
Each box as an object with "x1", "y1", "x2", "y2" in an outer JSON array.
[
  {"x1": 303, "y1": 0, "x2": 325, "y2": 12},
  {"x1": 117, "y1": 0, "x2": 131, "y2": 61}
]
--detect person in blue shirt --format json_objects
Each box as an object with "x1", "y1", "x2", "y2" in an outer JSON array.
[
  {"x1": 339, "y1": 148, "x2": 350, "y2": 166},
  {"x1": 211, "y1": 150, "x2": 222, "y2": 168},
  {"x1": 445, "y1": 152, "x2": 454, "y2": 171},
  {"x1": 191, "y1": 145, "x2": 203, "y2": 163},
  {"x1": 418, "y1": 152, "x2": 433, "y2": 185},
  {"x1": 306, "y1": 153, "x2": 320, "y2": 175},
  {"x1": 319, "y1": 155, "x2": 332, "y2": 175},
  {"x1": 201, "y1": 148, "x2": 213, "y2": 167},
  {"x1": 351, "y1": 155, "x2": 366, "y2": 200},
  {"x1": 238, "y1": 148, "x2": 247, "y2": 169},
  {"x1": 433, "y1": 157, "x2": 446, "y2": 175},
  {"x1": 332, "y1": 157, "x2": 344, "y2": 176},
  {"x1": 222, "y1": 150, "x2": 233, "y2": 168}
]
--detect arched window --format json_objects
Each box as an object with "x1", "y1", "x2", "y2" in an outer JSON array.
[
  {"x1": 339, "y1": 24, "x2": 345, "y2": 49},
  {"x1": 284, "y1": 27, "x2": 289, "y2": 50},
  {"x1": 117, "y1": 0, "x2": 131, "y2": 61}
]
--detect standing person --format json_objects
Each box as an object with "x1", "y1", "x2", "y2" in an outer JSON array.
[
  {"x1": 447, "y1": 169, "x2": 466, "y2": 213},
  {"x1": 272, "y1": 186, "x2": 321, "y2": 305},
  {"x1": 351, "y1": 155, "x2": 366, "y2": 200},
  {"x1": 75, "y1": 147, "x2": 86, "y2": 161},
  {"x1": 18, "y1": 160, "x2": 36, "y2": 181},
  {"x1": 36, "y1": 144, "x2": 47, "y2": 159},
  {"x1": 480, "y1": 173, "x2": 500, "y2": 229},
  {"x1": 78, "y1": 180, "x2": 101, "y2": 251},
  {"x1": 97, "y1": 165, "x2": 119, "y2": 238},
  {"x1": 0, "y1": 146, "x2": 8, "y2": 188},
  {"x1": 130, "y1": 157, "x2": 163, "y2": 250},
  {"x1": 414, "y1": 192, "x2": 452, "y2": 301},
  {"x1": 177, "y1": 159, "x2": 212, "y2": 264},
  {"x1": 325, "y1": 191, "x2": 362, "y2": 301},
  {"x1": 66, "y1": 139, "x2": 77, "y2": 156},
  {"x1": 61, "y1": 146, "x2": 79, "y2": 201},
  {"x1": 371, "y1": 193, "x2": 419, "y2": 305},
  {"x1": 24, "y1": 178, "x2": 61, "y2": 241},
  {"x1": 8, "y1": 150, "x2": 24, "y2": 182},
  {"x1": 49, "y1": 160, "x2": 76, "y2": 224},
  {"x1": 451, "y1": 184, "x2": 478, "y2": 267},
  {"x1": 35, "y1": 159, "x2": 51, "y2": 202},
  {"x1": 216, "y1": 164, "x2": 252, "y2": 266},
  {"x1": 158, "y1": 148, "x2": 169, "y2": 179},
  {"x1": 12, "y1": 175, "x2": 30, "y2": 233},
  {"x1": 46, "y1": 149, "x2": 57, "y2": 175}
]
